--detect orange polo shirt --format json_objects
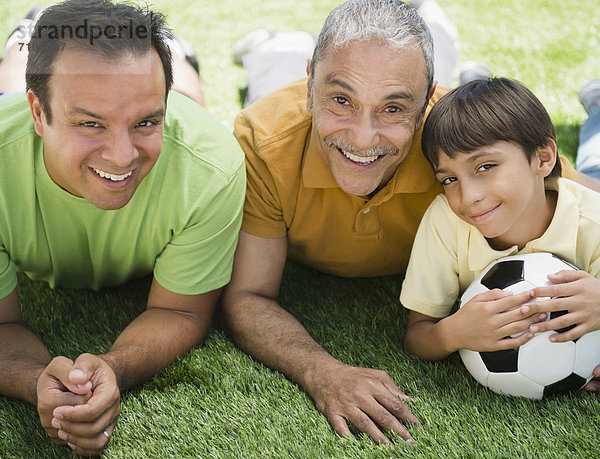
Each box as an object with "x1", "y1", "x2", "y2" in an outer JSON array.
[{"x1": 235, "y1": 78, "x2": 578, "y2": 278}]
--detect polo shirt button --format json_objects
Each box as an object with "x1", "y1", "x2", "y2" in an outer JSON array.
[{"x1": 363, "y1": 208, "x2": 370, "y2": 214}]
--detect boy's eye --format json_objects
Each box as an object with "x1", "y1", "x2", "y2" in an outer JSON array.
[
  {"x1": 477, "y1": 163, "x2": 496, "y2": 172},
  {"x1": 440, "y1": 176, "x2": 456, "y2": 186}
]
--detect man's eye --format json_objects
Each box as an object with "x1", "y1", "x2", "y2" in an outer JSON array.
[
  {"x1": 136, "y1": 120, "x2": 155, "y2": 128},
  {"x1": 385, "y1": 105, "x2": 402, "y2": 113},
  {"x1": 81, "y1": 121, "x2": 101, "y2": 128},
  {"x1": 334, "y1": 96, "x2": 348, "y2": 105}
]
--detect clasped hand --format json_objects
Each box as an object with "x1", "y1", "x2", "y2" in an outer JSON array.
[
  {"x1": 37, "y1": 353, "x2": 120, "y2": 456},
  {"x1": 453, "y1": 289, "x2": 545, "y2": 352}
]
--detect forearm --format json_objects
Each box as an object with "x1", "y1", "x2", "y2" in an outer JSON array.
[
  {"x1": 222, "y1": 292, "x2": 341, "y2": 390},
  {"x1": 0, "y1": 323, "x2": 50, "y2": 404},
  {"x1": 101, "y1": 307, "x2": 208, "y2": 391},
  {"x1": 404, "y1": 316, "x2": 457, "y2": 361}
]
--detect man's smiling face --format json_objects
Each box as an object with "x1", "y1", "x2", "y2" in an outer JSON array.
[
  {"x1": 307, "y1": 40, "x2": 432, "y2": 197},
  {"x1": 28, "y1": 47, "x2": 166, "y2": 210}
]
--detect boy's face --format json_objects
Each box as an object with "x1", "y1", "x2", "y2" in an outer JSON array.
[{"x1": 433, "y1": 141, "x2": 555, "y2": 250}]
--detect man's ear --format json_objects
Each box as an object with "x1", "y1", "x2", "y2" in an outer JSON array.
[
  {"x1": 27, "y1": 89, "x2": 46, "y2": 137},
  {"x1": 306, "y1": 59, "x2": 313, "y2": 113},
  {"x1": 415, "y1": 81, "x2": 438, "y2": 131},
  {"x1": 535, "y1": 139, "x2": 558, "y2": 178}
]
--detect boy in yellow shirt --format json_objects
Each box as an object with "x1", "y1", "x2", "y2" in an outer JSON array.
[{"x1": 401, "y1": 78, "x2": 600, "y2": 389}]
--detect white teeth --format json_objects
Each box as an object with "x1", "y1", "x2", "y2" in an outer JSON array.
[
  {"x1": 340, "y1": 148, "x2": 381, "y2": 164},
  {"x1": 93, "y1": 168, "x2": 133, "y2": 181}
]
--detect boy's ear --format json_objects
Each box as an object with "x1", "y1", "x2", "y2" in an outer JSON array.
[{"x1": 535, "y1": 139, "x2": 558, "y2": 178}]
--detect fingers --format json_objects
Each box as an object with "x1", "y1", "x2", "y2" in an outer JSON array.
[
  {"x1": 475, "y1": 289, "x2": 535, "y2": 314},
  {"x1": 546, "y1": 269, "x2": 589, "y2": 284},
  {"x1": 584, "y1": 379, "x2": 600, "y2": 392},
  {"x1": 318, "y1": 367, "x2": 419, "y2": 445},
  {"x1": 54, "y1": 383, "x2": 120, "y2": 423},
  {"x1": 37, "y1": 357, "x2": 93, "y2": 444},
  {"x1": 529, "y1": 270, "x2": 589, "y2": 299},
  {"x1": 43, "y1": 356, "x2": 92, "y2": 396},
  {"x1": 52, "y1": 414, "x2": 117, "y2": 456},
  {"x1": 51, "y1": 353, "x2": 120, "y2": 454},
  {"x1": 347, "y1": 406, "x2": 396, "y2": 445}
]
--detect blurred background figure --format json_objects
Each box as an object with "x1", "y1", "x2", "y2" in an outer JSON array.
[{"x1": 576, "y1": 80, "x2": 600, "y2": 183}]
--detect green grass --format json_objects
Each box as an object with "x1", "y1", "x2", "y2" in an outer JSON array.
[{"x1": 1, "y1": 0, "x2": 600, "y2": 457}]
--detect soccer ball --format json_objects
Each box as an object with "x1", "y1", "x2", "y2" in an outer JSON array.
[{"x1": 458, "y1": 252, "x2": 600, "y2": 399}]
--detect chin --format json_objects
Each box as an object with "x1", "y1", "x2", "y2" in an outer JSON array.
[{"x1": 87, "y1": 194, "x2": 134, "y2": 210}]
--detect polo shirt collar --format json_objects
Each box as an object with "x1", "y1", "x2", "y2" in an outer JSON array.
[
  {"x1": 302, "y1": 125, "x2": 438, "y2": 194},
  {"x1": 467, "y1": 178, "x2": 579, "y2": 272}
]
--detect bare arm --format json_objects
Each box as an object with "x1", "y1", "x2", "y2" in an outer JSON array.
[
  {"x1": 0, "y1": 289, "x2": 51, "y2": 404},
  {"x1": 404, "y1": 289, "x2": 548, "y2": 361},
  {"x1": 102, "y1": 278, "x2": 220, "y2": 390},
  {"x1": 221, "y1": 231, "x2": 419, "y2": 444},
  {"x1": 52, "y1": 279, "x2": 220, "y2": 455},
  {"x1": 221, "y1": 231, "x2": 329, "y2": 383}
]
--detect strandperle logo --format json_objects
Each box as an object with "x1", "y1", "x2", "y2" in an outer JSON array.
[{"x1": 16, "y1": 17, "x2": 152, "y2": 46}]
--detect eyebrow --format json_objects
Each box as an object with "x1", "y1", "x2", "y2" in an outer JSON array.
[
  {"x1": 324, "y1": 75, "x2": 414, "y2": 101},
  {"x1": 434, "y1": 151, "x2": 501, "y2": 175},
  {"x1": 69, "y1": 107, "x2": 165, "y2": 121}
]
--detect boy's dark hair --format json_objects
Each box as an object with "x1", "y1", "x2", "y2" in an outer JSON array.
[
  {"x1": 26, "y1": 0, "x2": 173, "y2": 124},
  {"x1": 422, "y1": 77, "x2": 561, "y2": 178}
]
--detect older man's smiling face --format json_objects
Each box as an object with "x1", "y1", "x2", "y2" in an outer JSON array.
[{"x1": 307, "y1": 40, "x2": 433, "y2": 197}]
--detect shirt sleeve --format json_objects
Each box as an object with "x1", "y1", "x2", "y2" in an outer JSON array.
[
  {"x1": 0, "y1": 246, "x2": 17, "y2": 300},
  {"x1": 153, "y1": 162, "x2": 246, "y2": 295},
  {"x1": 400, "y1": 195, "x2": 461, "y2": 318},
  {"x1": 234, "y1": 111, "x2": 287, "y2": 239}
]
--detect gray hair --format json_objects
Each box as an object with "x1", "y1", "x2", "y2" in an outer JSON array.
[{"x1": 310, "y1": 0, "x2": 434, "y2": 92}]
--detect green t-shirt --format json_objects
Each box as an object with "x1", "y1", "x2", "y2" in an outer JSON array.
[{"x1": 0, "y1": 91, "x2": 245, "y2": 299}]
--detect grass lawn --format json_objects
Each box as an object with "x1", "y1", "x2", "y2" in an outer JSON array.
[{"x1": 1, "y1": 0, "x2": 599, "y2": 457}]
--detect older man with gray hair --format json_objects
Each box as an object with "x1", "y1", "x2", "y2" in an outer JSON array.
[{"x1": 222, "y1": 0, "x2": 594, "y2": 445}]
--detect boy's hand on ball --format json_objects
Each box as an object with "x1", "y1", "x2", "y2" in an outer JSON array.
[
  {"x1": 452, "y1": 288, "x2": 539, "y2": 352},
  {"x1": 522, "y1": 270, "x2": 600, "y2": 342}
]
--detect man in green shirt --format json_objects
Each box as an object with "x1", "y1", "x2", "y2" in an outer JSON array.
[{"x1": 0, "y1": 0, "x2": 245, "y2": 455}]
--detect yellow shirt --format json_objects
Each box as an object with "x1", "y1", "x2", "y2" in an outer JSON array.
[
  {"x1": 400, "y1": 178, "x2": 600, "y2": 318},
  {"x1": 235, "y1": 78, "x2": 579, "y2": 278}
]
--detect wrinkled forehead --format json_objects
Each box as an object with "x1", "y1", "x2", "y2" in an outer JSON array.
[
  {"x1": 311, "y1": 40, "x2": 430, "y2": 103},
  {"x1": 314, "y1": 39, "x2": 428, "y2": 82}
]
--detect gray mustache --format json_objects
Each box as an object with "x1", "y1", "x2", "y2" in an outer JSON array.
[{"x1": 324, "y1": 137, "x2": 399, "y2": 157}]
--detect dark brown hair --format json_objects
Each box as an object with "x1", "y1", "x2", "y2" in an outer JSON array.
[
  {"x1": 26, "y1": 0, "x2": 173, "y2": 123},
  {"x1": 422, "y1": 77, "x2": 561, "y2": 178}
]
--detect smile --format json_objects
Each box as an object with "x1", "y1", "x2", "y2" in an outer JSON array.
[
  {"x1": 338, "y1": 147, "x2": 382, "y2": 165},
  {"x1": 470, "y1": 204, "x2": 500, "y2": 222},
  {"x1": 92, "y1": 167, "x2": 133, "y2": 182}
]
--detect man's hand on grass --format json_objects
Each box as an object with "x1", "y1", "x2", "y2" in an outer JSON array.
[
  {"x1": 43, "y1": 354, "x2": 120, "y2": 456},
  {"x1": 308, "y1": 362, "x2": 420, "y2": 444}
]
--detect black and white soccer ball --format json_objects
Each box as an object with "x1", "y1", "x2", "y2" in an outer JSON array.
[{"x1": 458, "y1": 252, "x2": 600, "y2": 399}]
